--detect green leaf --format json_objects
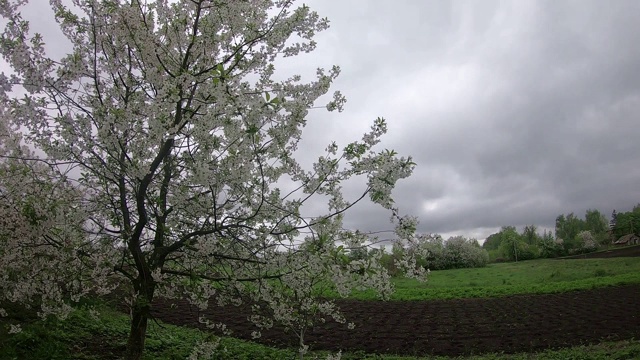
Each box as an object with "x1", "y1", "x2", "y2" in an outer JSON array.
[
  {"x1": 265, "y1": 92, "x2": 270, "y2": 101},
  {"x1": 245, "y1": 124, "x2": 259, "y2": 135},
  {"x1": 371, "y1": 190, "x2": 384, "y2": 202},
  {"x1": 383, "y1": 149, "x2": 398, "y2": 157}
]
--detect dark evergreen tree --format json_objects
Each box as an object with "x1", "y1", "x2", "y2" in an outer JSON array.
[{"x1": 610, "y1": 209, "x2": 618, "y2": 242}]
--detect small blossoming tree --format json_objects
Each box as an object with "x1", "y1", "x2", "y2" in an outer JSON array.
[
  {"x1": 0, "y1": 1, "x2": 426, "y2": 359},
  {"x1": 577, "y1": 230, "x2": 597, "y2": 253}
]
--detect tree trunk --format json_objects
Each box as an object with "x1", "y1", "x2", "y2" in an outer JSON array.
[
  {"x1": 125, "y1": 301, "x2": 150, "y2": 360},
  {"x1": 125, "y1": 282, "x2": 155, "y2": 360},
  {"x1": 298, "y1": 329, "x2": 305, "y2": 360}
]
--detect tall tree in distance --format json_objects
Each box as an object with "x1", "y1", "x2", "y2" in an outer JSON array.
[
  {"x1": 498, "y1": 226, "x2": 525, "y2": 261},
  {"x1": 0, "y1": 1, "x2": 426, "y2": 359},
  {"x1": 611, "y1": 208, "x2": 640, "y2": 240},
  {"x1": 555, "y1": 214, "x2": 566, "y2": 239},
  {"x1": 522, "y1": 224, "x2": 539, "y2": 245},
  {"x1": 584, "y1": 209, "x2": 608, "y2": 244},
  {"x1": 610, "y1": 209, "x2": 618, "y2": 243},
  {"x1": 555, "y1": 212, "x2": 584, "y2": 249},
  {"x1": 482, "y1": 231, "x2": 503, "y2": 251}
]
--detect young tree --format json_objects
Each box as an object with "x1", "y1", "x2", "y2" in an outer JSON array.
[
  {"x1": 0, "y1": 1, "x2": 426, "y2": 359},
  {"x1": 498, "y1": 228, "x2": 526, "y2": 262}
]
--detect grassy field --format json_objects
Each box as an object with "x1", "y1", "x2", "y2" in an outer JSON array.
[
  {"x1": 339, "y1": 257, "x2": 640, "y2": 301},
  {"x1": 2, "y1": 256, "x2": 640, "y2": 359},
  {"x1": 2, "y1": 304, "x2": 640, "y2": 360}
]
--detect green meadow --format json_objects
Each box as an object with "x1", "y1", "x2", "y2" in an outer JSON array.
[{"x1": 331, "y1": 257, "x2": 640, "y2": 301}]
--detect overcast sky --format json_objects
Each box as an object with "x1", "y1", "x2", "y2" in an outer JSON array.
[
  {"x1": 284, "y1": 0, "x2": 640, "y2": 241},
  {"x1": 8, "y1": 0, "x2": 640, "y2": 242}
]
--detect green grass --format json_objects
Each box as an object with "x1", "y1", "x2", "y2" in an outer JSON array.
[
  {"x1": 340, "y1": 257, "x2": 640, "y2": 301},
  {"x1": 0, "y1": 302, "x2": 298, "y2": 360},
  {"x1": 2, "y1": 303, "x2": 640, "y2": 360}
]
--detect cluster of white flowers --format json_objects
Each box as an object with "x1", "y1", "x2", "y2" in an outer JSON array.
[
  {"x1": 187, "y1": 338, "x2": 221, "y2": 360},
  {"x1": 577, "y1": 230, "x2": 597, "y2": 251},
  {"x1": 8, "y1": 324, "x2": 21, "y2": 334}
]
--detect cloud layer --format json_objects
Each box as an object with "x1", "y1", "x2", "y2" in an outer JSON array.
[
  {"x1": 6, "y1": 0, "x2": 640, "y2": 242},
  {"x1": 296, "y1": 0, "x2": 640, "y2": 240}
]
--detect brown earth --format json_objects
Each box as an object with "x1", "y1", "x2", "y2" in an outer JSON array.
[{"x1": 147, "y1": 284, "x2": 640, "y2": 357}]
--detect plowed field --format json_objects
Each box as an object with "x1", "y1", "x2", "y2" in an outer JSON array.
[{"x1": 150, "y1": 284, "x2": 640, "y2": 357}]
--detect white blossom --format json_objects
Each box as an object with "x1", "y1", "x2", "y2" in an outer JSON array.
[
  {"x1": 9, "y1": 324, "x2": 21, "y2": 334},
  {"x1": 187, "y1": 338, "x2": 221, "y2": 360},
  {"x1": 323, "y1": 351, "x2": 342, "y2": 360}
]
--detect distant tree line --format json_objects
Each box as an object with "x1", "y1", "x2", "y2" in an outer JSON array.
[
  {"x1": 483, "y1": 204, "x2": 640, "y2": 261},
  {"x1": 353, "y1": 204, "x2": 640, "y2": 272},
  {"x1": 352, "y1": 235, "x2": 490, "y2": 275}
]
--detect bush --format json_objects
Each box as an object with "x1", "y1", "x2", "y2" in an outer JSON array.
[
  {"x1": 518, "y1": 244, "x2": 539, "y2": 261},
  {"x1": 539, "y1": 237, "x2": 567, "y2": 258},
  {"x1": 486, "y1": 249, "x2": 502, "y2": 261}
]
